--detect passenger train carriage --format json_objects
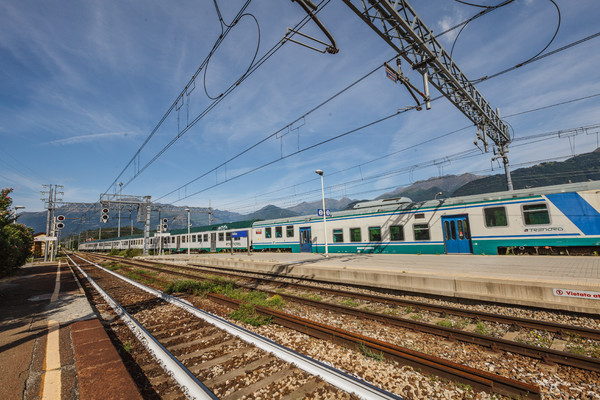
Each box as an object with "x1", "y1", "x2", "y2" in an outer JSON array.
[
  {"x1": 79, "y1": 181, "x2": 600, "y2": 256},
  {"x1": 252, "y1": 181, "x2": 600, "y2": 255},
  {"x1": 79, "y1": 221, "x2": 253, "y2": 253}
]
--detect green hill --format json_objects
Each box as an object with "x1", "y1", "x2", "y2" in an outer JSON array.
[{"x1": 453, "y1": 149, "x2": 600, "y2": 196}]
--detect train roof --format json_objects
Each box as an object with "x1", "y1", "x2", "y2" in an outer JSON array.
[
  {"x1": 167, "y1": 220, "x2": 254, "y2": 235},
  {"x1": 82, "y1": 220, "x2": 255, "y2": 244},
  {"x1": 252, "y1": 180, "x2": 600, "y2": 226}
]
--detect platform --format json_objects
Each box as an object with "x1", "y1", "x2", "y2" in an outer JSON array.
[
  {"x1": 145, "y1": 252, "x2": 600, "y2": 315},
  {"x1": 0, "y1": 262, "x2": 142, "y2": 400}
]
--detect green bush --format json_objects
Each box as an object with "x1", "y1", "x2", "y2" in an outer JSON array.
[{"x1": 0, "y1": 188, "x2": 34, "y2": 277}]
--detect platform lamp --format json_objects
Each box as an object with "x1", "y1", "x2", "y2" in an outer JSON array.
[
  {"x1": 185, "y1": 208, "x2": 191, "y2": 256},
  {"x1": 14, "y1": 206, "x2": 25, "y2": 224},
  {"x1": 315, "y1": 170, "x2": 329, "y2": 257}
]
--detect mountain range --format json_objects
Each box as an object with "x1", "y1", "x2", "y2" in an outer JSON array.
[{"x1": 16, "y1": 149, "x2": 600, "y2": 236}]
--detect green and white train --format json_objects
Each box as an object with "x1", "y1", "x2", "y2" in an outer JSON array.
[{"x1": 80, "y1": 181, "x2": 600, "y2": 255}]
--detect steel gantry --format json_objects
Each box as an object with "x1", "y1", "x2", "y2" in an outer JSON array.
[{"x1": 339, "y1": 0, "x2": 514, "y2": 190}]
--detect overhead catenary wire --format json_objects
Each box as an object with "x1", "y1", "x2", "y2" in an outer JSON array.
[{"x1": 101, "y1": 1, "x2": 589, "y2": 222}]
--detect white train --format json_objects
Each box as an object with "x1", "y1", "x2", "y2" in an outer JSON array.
[{"x1": 80, "y1": 181, "x2": 600, "y2": 255}]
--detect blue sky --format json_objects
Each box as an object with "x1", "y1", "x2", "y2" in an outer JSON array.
[{"x1": 2, "y1": 0, "x2": 600, "y2": 216}]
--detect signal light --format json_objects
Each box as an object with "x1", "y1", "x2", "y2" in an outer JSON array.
[
  {"x1": 101, "y1": 207, "x2": 109, "y2": 223},
  {"x1": 162, "y1": 224, "x2": 168, "y2": 231},
  {"x1": 56, "y1": 215, "x2": 65, "y2": 230}
]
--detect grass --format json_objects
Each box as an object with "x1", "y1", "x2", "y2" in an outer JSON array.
[
  {"x1": 229, "y1": 303, "x2": 273, "y2": 326},
  {"x1": 358, "y1": 342, "x2": 384, "y2": 362},
  {"x1": 410, "y1": 312, "x2": 424, "y2": 321},
  {"x1": 475, "y1": 321, "x2": 490, "y2": 336},
  {"x1": 341, "y1": 298, "x2": 359, "y2": 308},
  {"x1": 122, "y1": 340, "x2": 133, "y2": 353}
]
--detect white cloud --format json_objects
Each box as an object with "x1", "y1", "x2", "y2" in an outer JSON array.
[{"x1": 45, "y1": 131, "x2": 136, "y2": 146}]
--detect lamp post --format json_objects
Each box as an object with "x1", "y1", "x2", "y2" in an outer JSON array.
[
  {"x1": 315, "y1": 170, "x2": 328, "y2": 257},
  {"x1": 14, "y1": 206, "x2": 25, "y2": 224},
  {"x1": 185, "y1": 208, "x2": 191, "y2": 256},
  {"x1": 118, "y1": 182, "x2": 123, "y2": 237}
]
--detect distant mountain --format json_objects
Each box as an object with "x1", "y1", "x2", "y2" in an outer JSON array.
[
  {"x1": 287, "y1": 197, "x2": 355, "y2": 215},
  {"x1": 453, "y1": 149, "x2": 600, "y2": 196},
  {"x1": 244, "y1": 205, "x2": 299, "y2": 220},
  {"x1": 375, "y1": 173, "x2": 485, "y2": 202}
]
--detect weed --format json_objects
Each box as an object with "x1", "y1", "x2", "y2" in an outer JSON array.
[
  {"x1": 341, "y1": 298, "x2": 359, "y2": 308},
  {"x1": 308, "y1": 294, "x2": 322, "y2": 302},
  {"x1": 122, "y1": 340, "x2": 133, "y2": 353},
  {"x1": 410, "y1": 312, "x2": 423, "y2": 321},
  {"x1": 404, "y1": 306, "x2": 414, "y2": 314},
  {"x1": 357, "y1": 342, "x2": 384, "y2": 362},
  {"x1": 475, "y1": 321, "x2": 490, "y2": 336},
  {"x1": 229, "y1": 303, "x2": 272, "y2": 326},
  {"x1": 436, "y1": 319, "x2": 455, "y2": 328}
]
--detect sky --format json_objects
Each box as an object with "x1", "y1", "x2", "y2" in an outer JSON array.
[{"x1": 2, "y1": 0, "x2": 600, "y2": 221}]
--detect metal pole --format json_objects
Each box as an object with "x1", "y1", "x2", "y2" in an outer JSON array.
[
  {"x1": 143, "y1": 196, "x2": 151, "y2": 255},
  {"x1": 118, "y1": 182, "x2": 123, "y2": 237},
  {"x1": 185, "y1": 208, "x2": 191, "y2": 256},
  {"x1": 44, "y1": 185, "x2": 52, "y2": 262},
  {"x1": 315, "y1": 170, "x2": 328, "y2": 257}
]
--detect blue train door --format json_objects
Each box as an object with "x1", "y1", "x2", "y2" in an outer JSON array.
[
  {"x1": 442, "y1": 215, "x2": 473, "y2": 254},
  {"x1": 299, "y1": 227, "x2": 312, "y2": 252}
]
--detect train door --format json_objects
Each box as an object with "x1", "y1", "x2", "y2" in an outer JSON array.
[
  {"x1": 176, "y1": 236, "x2": 181, "y2": 252},
  {"x1": 210, "y1": 232, "x2": 217, "y2": 252},
  {"x1": 299, "y1": 227, "x2": 312, "y2": 253},
  {"x1": 442, "y1": 215, "x2": 473, "y2": 254}
]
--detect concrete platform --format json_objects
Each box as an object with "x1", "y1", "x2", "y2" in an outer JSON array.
[
  {"x1": 144, "y1": 253, "x2": 600, "y2": 315},
  {"x1": 0, "y1": 262, "x2": 142, "y2": 400}
]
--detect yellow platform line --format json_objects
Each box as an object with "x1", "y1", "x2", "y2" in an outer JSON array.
[{"x1": 41, "y1": 262, "x2": 62, "y2": 399}]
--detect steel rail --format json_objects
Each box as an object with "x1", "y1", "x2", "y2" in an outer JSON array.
[
  {"x1": 209, "y1": 293, "x2": 541, "y2": 399},
  {"x1": 65, "y1": 254, "x2": 218, "y2": 400},
  {"x1": 112, "y1": 254, "x2": 600, "y2": 341},
  {"x1": 83, "y1": 253, "x2": 600, "y2": 373},
  {"x1": 71, "y1": 253, "x2": 404, "y2": 400}
]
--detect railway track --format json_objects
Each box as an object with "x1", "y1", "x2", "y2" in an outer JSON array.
[
  {"x1": 85, "y1": 253, "x2": 600, "y2": 373},
  {"x1": 67, "y1": 253, "x2": 401, "y2": 400},
  {"x1": 77, "y1": 252, "x2": 546, "y2": 399}
]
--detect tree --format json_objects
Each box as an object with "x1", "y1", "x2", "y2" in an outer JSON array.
[{"x1": 0, "y1": 188, "x2": 34, "y2": 276}]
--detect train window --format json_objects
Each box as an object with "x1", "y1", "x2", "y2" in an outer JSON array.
[
  {"x1": 265, "y1": 227, "x2": 272, "y2": 238},
  {"x1": 204, "y1": 234, "x2": 208, "y2": 241},
  {"x1": 450, "y1": 220, "x2": 456, "y2": 240},
  {"x1": 333, "y1": 229, "x2": 344, "y2": 243},
  {"x1": 369, "y1": 226, "x2": 381, "y2": 242},
  {"x1": 275, "y1": 227, "x2": 283, "y2": 238},
  {"x1": 444, "y1": 221, "x2": 450, "y2": 240},
  {"x1": 219, "y1": 232, "x2": 224, "y2": 241},
  {"x1": 286, "y1": 225, "x2": 294, "y2": 238},
  {"x1": 350, "y1": 228, "x2": 361, "y2": 242},
  {"x1": 463, "y1": 220, "x2": 471, "y2": 239},
  {"x1": 484, "y1": 207, "x2": 508, "y2": 227},
  {"x1": 182, "y1": 236, "x2": 186, "y2": 243},
  {"x1": 414, "y1": 213, "x2": 425, "y2": 219},
  {"x1": 171, "y1": 237, "x2": 175, "y2": 243},
  {"x1": 226, "y1": 232, "x2": 231, "y2": 241},
  {"x1": 523, "y1": 203, "x2": 550, "y2": 225},
  {"x1": 390, "y1": 225, "x2": 404, "y2": 241},
  {"x1": 413, "y1": 224, "x2": 430, "y2": 240},
  {"x1": 457, "y1": 220, "x2": 464, "y2": 239}
]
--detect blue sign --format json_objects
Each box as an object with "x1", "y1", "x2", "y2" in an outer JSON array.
[
  {"x1": 317, "y1": 209, "x2": 331, "y2": 217},
  {"x1": 231, "y1": 230, "x2": 248, "y2": 238}
]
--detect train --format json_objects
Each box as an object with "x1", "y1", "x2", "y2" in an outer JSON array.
[{"x1": 79, "y1": 180, "x2": 600, "y2": 256}]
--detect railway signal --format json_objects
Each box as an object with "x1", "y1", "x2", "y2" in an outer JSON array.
[
  {"x1": 56, "y1": 215, "x2": 65, "y2": 230},
  {"x1": 162, "y1": 218, "x2": 168, "y2": 232},
  {"x1": 101, "y1": 207, "x2": 109, "y2": 223}
]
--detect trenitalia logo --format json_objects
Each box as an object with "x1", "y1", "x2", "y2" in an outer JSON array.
[{"x1": 523, "y1": 227, "x2": 564, "y2": 233}]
